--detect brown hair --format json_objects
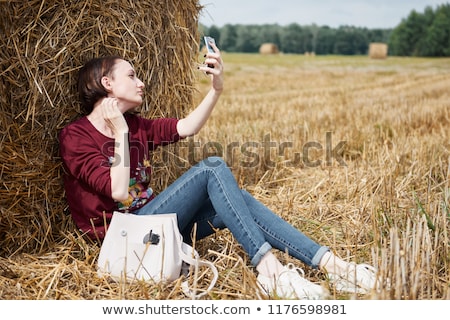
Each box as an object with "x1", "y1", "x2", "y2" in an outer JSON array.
[{"x1": 77, "y1": 56, "x2": 123, "y2": 113}]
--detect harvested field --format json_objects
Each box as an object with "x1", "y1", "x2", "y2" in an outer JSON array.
[{"x1": 1, "y1": 52, "x2": 449, "y2": 300}]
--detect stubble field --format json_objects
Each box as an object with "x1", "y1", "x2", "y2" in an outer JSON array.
[
  {"x1": 1, "y1": 54, "x2": 449, "y2": 300},
  {"x1": 192, "y1": 53, "x2": 449, "y2": 300}
]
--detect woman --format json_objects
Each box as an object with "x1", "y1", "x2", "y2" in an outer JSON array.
[{"x1": 59, "y1": 41, "x2": 379, "y2": 299}]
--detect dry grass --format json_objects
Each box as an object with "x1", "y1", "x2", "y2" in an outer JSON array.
[
  {"x1": 369, "y1": 43, "x2": 388, "y2": 59},
  {"x1": 1, "y1": 54, "x2": 449, "y2": 300}
]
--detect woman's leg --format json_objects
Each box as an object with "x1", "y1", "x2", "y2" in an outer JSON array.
[
  {"x1": 239, "y1": 190, "x2": 329, "y2": 269},
  {"x1": 135, "y1": 157, "x2": 272, "y2": 266},
  {"x1": 136, "y1": 157, "x2": 334, "y2": 298},
  {"x1": 137, "y1": 157, "x2": 328, "y2": 268}
]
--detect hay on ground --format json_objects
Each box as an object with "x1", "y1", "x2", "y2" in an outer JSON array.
[
  {"x1": 369, "y1": 43, "x2": 388, "y2": 59},
  {"x1": 259, "y1": 43, "x2": 279, "y2": 55}
]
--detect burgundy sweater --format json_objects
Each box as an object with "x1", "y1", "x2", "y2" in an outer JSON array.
[{"x1": 59, "y1": 114, "x2": 181, "y2": 240}]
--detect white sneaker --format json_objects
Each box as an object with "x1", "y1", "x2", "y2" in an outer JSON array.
[
  {"x1": 328, "y1": 263, "x2": 380, "y2": 294},
  {"x1": 257, "y1": 263, "x2": 328, "y2": 299}
]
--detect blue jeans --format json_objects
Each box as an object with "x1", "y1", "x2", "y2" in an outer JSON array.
[{"x1": 135, "y1": 157, "x2": 329, "y2": 268}]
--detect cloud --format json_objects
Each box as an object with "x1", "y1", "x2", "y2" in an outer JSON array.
[{"x1": 199, "y1": 0, "x2": 445, "y2": 28}]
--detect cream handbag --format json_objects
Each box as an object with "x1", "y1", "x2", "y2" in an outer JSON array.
[{"x1": 97, "y1": 211, "x2": 218, "y2": 299}]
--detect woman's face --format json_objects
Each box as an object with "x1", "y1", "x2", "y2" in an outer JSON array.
[{"x1": 107, "y1": 59, "x2": 145, "y2": 111}]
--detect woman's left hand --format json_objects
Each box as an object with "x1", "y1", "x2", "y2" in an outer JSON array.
[
  {"x1": 177, "y1": 41, "x2": 224, "y2": 138},
  {"x1": 201, "y1": 42, "x2": 224, "y2": 92}
]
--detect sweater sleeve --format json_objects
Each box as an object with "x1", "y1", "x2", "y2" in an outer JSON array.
[
  {"x1": 59, "y1": 122, "x2": 112, "y2": 198},
  {"x1": 133, "y1": 116, "x2": 182, "y2": 150}
]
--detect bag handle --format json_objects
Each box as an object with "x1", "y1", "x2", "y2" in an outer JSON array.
[{"x1": 179, "y1": 242, "x2": 219, "y2": 299}]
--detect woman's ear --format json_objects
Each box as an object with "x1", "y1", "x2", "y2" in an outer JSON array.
[{"x1": 101, "y1": 76, "x2": 112, "y2": 92}]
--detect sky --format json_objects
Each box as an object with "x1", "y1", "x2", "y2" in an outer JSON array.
[{"x1": 199, "y1": 0, "x2": 447, "y2": 29}]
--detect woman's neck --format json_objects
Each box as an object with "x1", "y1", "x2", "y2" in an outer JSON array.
[{"x1": 86, "y1": 111, "x2": 115, "y2": 138}]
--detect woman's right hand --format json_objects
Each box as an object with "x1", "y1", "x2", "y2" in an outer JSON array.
[
  {"x1": 98, "y1": 98, "x2": 130, "y2": 201},
  {"x1": 99, "y1": 98, "x2": 129, "y2": 136}
]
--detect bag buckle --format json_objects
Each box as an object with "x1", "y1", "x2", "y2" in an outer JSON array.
[{"x1": 143, "y1": 229, "x2": 160, "y2": 245}]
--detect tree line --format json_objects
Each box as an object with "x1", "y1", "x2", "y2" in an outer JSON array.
[{"x1": 200, "y1": 4, "x2": 450, "y2": 57}]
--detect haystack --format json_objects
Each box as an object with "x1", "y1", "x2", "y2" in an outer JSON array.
[
  {"x1": 369, "y1": 42, "x2": 388, "y2": 59},
  {"x1": 259, "y1": 43, "x2": 279, "y2": 55},
  {"x1": 0, "y1": 0, "x2": 202, "y2": 256}
]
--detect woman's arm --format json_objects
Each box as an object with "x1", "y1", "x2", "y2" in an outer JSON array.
[
  {"x1": 101, "y1": 98, "x2": 130, "y2": 201},
  {"x1": 177, "y1": 41, "x2": 224, "y2": 137},
  {"x1": 110, "y1": 129, "x2": 129, "y2": 201}
]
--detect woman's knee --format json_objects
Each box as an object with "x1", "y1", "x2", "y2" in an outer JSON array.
[
  {"x1": 199, "y1": 156, "x2": 227, "y2": 169},
  {"x1": 196, "y1": 156, "x2": 236, "y2": 184}
]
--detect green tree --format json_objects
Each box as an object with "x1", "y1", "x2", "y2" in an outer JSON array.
[
  {"x1": 333, "y1": 26, "x2": 368, "y2": 55},
  {"x1": 389, "y1": 9, "x2": 428, "y2": 56},
  {"x1": 388, "y1": 5, "x2": 450, "y2": 57},
  {"x1": 200, "y1": 21, "x2": 394, "y2": 55},
  {"x1": 235, "y1": 25, "x2": 260, "y2": 52},
  {"x1": 422, "y1": 4, "x2": 450, "y2": 56},
  {"x1": 367, "y1": 28, "x2": 391, "y2": 43},
  {"x1": 219, "y1": 24, "x2": 238, "y2": 52},
  {"x1": 315, "y1": 26, "x2": 336, "y2": 55},
  {"x1": 279, "y1": 23, "x2": 304, "y2": 53},
  {"x1": 308, "y1": 24, "x2": 320, "y2": 53},
  {"x1": 258, "y1": 24, "x2": 282, "y2": 49}
]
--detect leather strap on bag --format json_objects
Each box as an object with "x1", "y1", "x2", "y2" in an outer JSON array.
[{"x1": 178, "y1": 242, "x2": 219, "y2": 299}]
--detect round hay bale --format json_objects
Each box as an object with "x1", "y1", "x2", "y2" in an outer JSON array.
[
  {"x1": 259, "y1": 43, "x2": 279, "y2": 55},
  {"x1": 0, "y1": 0, "x2": 201, "y2": 256},
  {"x1": 369, "y1": 43, "x2": 388, "y2": 59}
]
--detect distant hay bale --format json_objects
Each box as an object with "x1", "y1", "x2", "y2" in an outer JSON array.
[
  {"x1": 369, "y1": 43, "x2": 388, "y2": 59},
  {"x1": 259, "y1": 43, "x2": 279, "y2": 55},
  {"x1": 0, "y1": 0, "x2": 202, "y2": 256}
]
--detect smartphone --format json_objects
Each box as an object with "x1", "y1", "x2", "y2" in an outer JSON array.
[
  {"x1": 204, "y1": 36, "x2": 216, "y2": 69},
  {"x1": 204, "y1": 36, "x2": 216, "y2": 53}
]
